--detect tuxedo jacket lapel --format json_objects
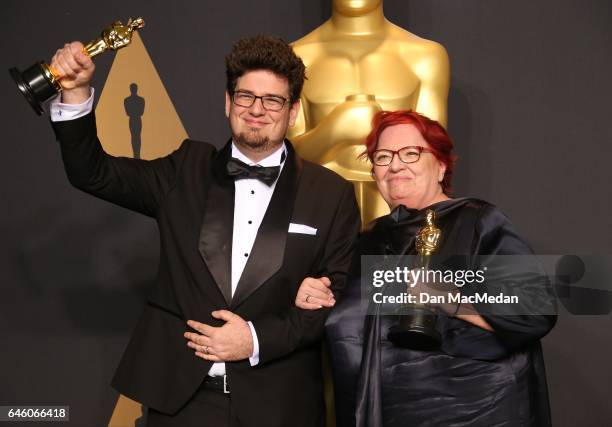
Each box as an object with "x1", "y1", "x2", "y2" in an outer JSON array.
[
  {"x1": 231, "y1": 141, "x2": 302, "y2": 309},
  {"x1": 198, "y1": 141, "x2": 234, "y2": 306}
]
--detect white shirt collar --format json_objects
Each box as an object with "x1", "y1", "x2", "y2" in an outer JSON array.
[{"x1": 231, "y1": 141, "x2": 287, "y2": 167}]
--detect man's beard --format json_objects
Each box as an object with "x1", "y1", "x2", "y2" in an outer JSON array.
[{"x1": 234, "y1": 128, "x2": 276, "y2": 153}]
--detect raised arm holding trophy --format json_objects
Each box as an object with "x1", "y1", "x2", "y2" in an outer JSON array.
[{"x1": 9, "y1": 17, "x2": 144, "y2": 115}]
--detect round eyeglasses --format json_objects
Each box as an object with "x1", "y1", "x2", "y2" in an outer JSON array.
[
  {"x1": 372, "y1": 146, "x2": 433, "y2": 166},
  {"x1": 232, "y1": 91, "x2": 288, "y2": 112}
]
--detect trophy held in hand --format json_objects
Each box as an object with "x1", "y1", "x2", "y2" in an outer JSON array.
[
  {"x1": 9, "y1": 17, "x2": 145, "y2": 115},
  {"x1": 388, "y1": 209, "x2": 443, "y2": 351}
]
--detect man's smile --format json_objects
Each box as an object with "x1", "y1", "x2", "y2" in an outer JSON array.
[{"x1": 244, "y1": 118, "x2": 268, "y2": 127}]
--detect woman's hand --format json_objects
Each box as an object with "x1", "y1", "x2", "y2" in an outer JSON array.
[{"x1": 295, "y1": 277, "x2": 335, "y2": 310}]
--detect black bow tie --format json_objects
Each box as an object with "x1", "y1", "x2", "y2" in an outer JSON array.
[{"x1": 226, "y1": 158, "x2": 281, "y2": 186}]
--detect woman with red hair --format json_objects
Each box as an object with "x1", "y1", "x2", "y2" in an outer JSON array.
[{"x1": 295, "y1": 111, "x2": 556, "y2": 427}]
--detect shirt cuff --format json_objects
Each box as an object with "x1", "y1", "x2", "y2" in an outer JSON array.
[
  {"x1": 247, "y1": 321, "x2": 260, "y2": 366},
  {"x1": 49, "y1": 87, "x2": 95, "y2": 122}
]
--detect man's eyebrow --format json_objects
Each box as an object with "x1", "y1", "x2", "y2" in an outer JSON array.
[
  {"x1": 263, "y1": 93, "x2": 287, "y2": 99},
  {"x1": 235, "y1": 89, "x2": 287, "y2": 99}
]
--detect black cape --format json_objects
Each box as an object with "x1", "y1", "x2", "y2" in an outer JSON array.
[{"x1": 326, "y1": 198, "x2": 556, "y2": 427}]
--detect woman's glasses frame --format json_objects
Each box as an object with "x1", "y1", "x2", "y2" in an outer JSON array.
[{"x1": 371, "y1": 146, "x2": 433, "y2": 166}]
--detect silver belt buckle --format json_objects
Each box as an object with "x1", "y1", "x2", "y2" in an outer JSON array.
[{"x1": 223, "y1": 374, "x2": 230, "y2": 394}]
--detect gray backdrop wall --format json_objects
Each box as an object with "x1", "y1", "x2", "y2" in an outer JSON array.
[{"x1": 1, "y1": 1, "x2": 610, "y2": 426}]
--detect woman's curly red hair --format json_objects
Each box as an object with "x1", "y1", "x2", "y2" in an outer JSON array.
[{"x1": 363, "y1": 110, "x2": 457, "y2": 195}]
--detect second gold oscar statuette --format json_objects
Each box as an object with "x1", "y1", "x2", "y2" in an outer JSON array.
[{"x1": 388, "y1": 209, "x2": 443, "y2": 350}]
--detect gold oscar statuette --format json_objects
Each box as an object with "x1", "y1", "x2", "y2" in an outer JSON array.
[
  {"x1": 290, "y1": 0, "x2": 450, "y2": 226},
  {"x1": 9, "y1": 17, "x2": 145, "y2": 115},
  {"x1": 416, "y1": 210, "x2": 442, "y2": 264},
  {"x1": 388, "y1": 209, "x2": 443, "y2": 350}
]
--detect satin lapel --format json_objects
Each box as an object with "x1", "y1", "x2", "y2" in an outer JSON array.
[
  {"x1": 231, "y1": 140, "x2": 302, "y2": 309},
  {"x1": 198, "y1": 140, "x2": 234, "y2": 306}
]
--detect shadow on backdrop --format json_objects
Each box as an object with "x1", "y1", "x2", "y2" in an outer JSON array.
[{"x1": 124, "y1": 82, "x2": 145, "y2": 159}]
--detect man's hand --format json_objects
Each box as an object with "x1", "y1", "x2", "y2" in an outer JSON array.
[
  {"x1": 295, "y1": 276, "x2": 335, "y2": 310},
  {"x1": 50, "y1": 41, "x2": 95, "y2": 104},
  {"x1": 184, "y1": 310, "x2": 254, "y2": 362}
]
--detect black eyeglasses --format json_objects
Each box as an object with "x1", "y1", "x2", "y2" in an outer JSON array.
[
  {"x1": 232, "y1": 91, "x2": 288, "y2": 112},
  {"x1": 372, "y1": 146, "x2": 433, "y2": 166}
]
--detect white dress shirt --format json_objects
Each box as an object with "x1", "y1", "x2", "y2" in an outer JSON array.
[
  {"x1": 207, "y1": 142, "x2": 285, "y2": 376},
  {"x1": 49, "y1": 91, "x2": 285, "y2": 376}
]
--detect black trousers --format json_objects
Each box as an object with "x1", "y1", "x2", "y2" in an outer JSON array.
[{"x1": 146, "y1": 387, "x2": 240, "y2": 427}]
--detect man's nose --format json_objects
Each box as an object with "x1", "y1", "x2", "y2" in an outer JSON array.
[{"x1": 248, "y1": 97, "x2": 265, "y2": 115}]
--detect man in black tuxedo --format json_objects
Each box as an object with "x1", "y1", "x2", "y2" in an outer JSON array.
[{"x1": 49, "y1": 35, "x2": 360, "y2": 426}]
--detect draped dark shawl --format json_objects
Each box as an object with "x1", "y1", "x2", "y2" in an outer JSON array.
[{"x1": 326, "y1": 198, "x2": 556, "y2": 427}]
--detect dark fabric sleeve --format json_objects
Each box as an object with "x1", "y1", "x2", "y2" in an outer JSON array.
[
  {"x1": 254, "y1": 182, "x2": 361, "y2": 365},
  {"x1": 468, "y1": 205, "x2": 557, "y2": 352},
  {"x1": 51, "y1": 112, "x2": 191, "y2": 218}
]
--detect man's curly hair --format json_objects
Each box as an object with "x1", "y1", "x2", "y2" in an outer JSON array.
[{"x1": 225, "y1": 34, "x2": 306, "y2": 104}]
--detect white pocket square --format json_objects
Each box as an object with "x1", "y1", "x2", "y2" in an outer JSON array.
[{"x1": 288, "y1": 223, "x2": 317, "y2": 235}]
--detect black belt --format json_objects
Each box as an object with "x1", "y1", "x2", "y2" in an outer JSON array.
[{"x1": 201, "y1": 375, "x2": 230, "y2": 394}]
